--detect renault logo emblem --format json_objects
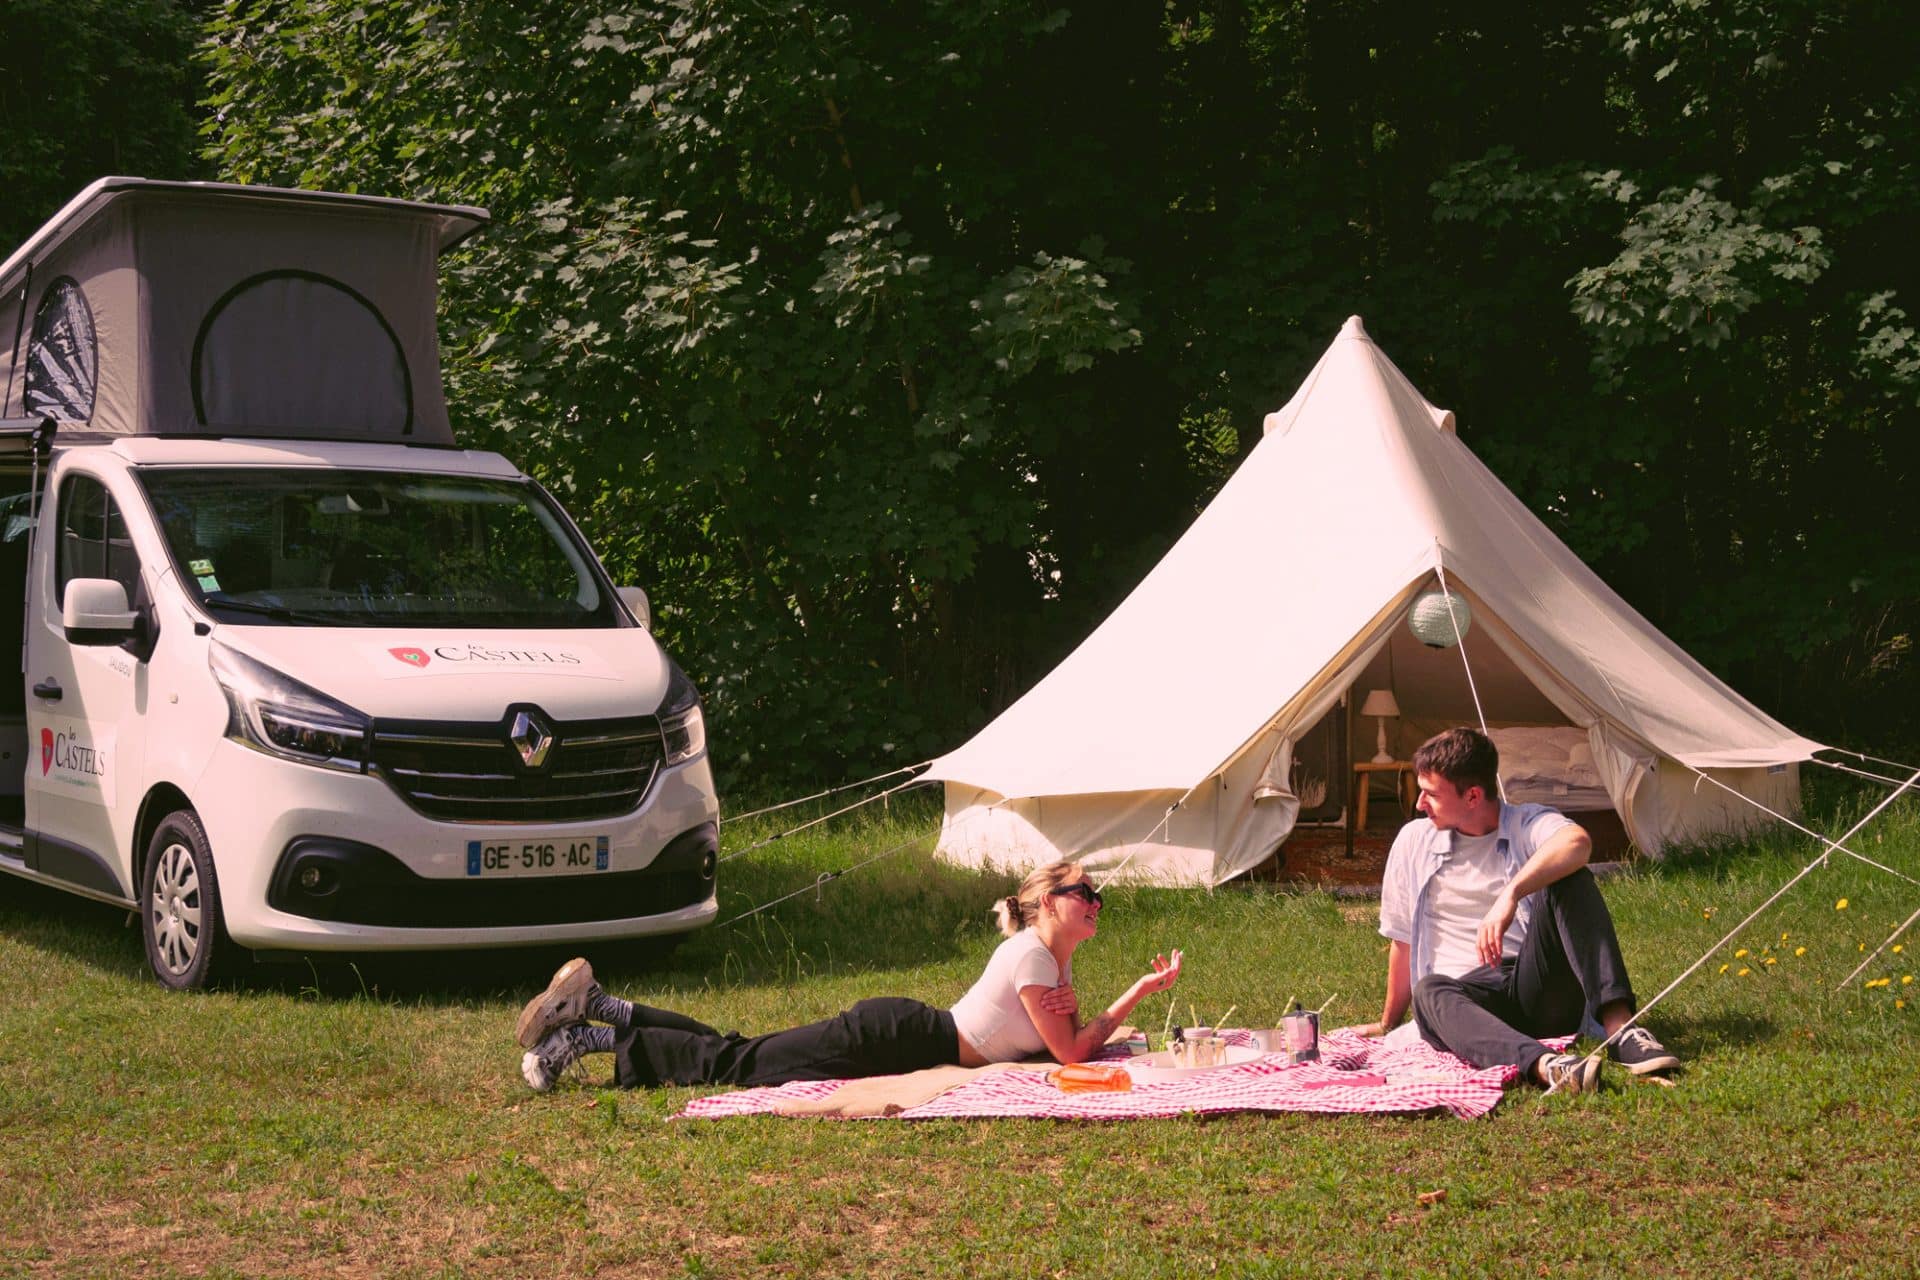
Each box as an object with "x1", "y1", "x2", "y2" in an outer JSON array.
[{"x1": 509, "y1": 710, "x2": 554, "y2": 769}]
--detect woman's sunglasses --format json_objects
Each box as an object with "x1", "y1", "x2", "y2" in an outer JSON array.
[{"x1": 1050, "y1": 882, "x2": 1103, "y2": 907}]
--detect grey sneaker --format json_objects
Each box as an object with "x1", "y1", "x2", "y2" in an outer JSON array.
[
  {"x1": 515, "y1": 957, "x2": 599, "y2": 1048},
  {"x1": 1536, "y1": 1052, "x2": 1601, "y2": 1094},
  {"x1": 521, "y1": 1025, "x2": 586, "y2": 1092},
  {"x1": 1609, "y1": 1026, "x2": 1681, "y2": 1076}
]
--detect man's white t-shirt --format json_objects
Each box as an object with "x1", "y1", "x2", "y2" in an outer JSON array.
[
  {"x1": 949, "y1": 930, "x2": 1067, "y2": 1062},
  {"x1": 1426, "y1": 829, "x2": 1526, "y2": 977}
]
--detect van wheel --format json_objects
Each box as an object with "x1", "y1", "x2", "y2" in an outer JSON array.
[{"x1": 142, "y1": 811, "x2": 235, "y2": 990}]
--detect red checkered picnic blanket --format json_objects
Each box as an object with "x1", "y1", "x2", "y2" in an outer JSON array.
[{"x1": 676, "y1": 1029, "x2": 1560, "y2": 1122}]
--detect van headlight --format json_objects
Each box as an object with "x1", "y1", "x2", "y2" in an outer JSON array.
[
  {"x1": 659, "y1": 659, "x2": 706, "y2": 766},
  {"x1": 210, "y1": 642, "x2": 370, "y2": 772}
]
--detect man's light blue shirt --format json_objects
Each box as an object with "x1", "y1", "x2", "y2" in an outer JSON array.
[{"x1": 1379, "y1": 801, "x2": 1573, "y2": 987}]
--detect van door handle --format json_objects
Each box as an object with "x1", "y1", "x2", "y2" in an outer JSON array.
[{"x1": 32, "y1": 679, "x2": 61, "y2": 701}]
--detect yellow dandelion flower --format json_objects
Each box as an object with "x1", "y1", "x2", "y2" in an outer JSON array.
[
  {"x1": 1836, "y1": 898, "x2": 1849, "y2": 911},
  {"x1": 1865, "y1": 978, "x2": 1891, "y2": 989},
  {"x1": 1738, "y1": 967, "x2": 1751, "y2": 977},
  {"x1": 1764, "y1": 957, "x2": 1777, "y2": 966},
  {"x1": 1780, "y1": 932, "x2": 1790, "y2": 942},
  {"x1": 1903, "y1": 975, "x2": 1914, "y2": 986},
  {"x1": 1899, "y1": 999, "x2": 1908, "y2": 1010},
  {"x1": 1860, "y1": 943, "x2": 1867, "y2": 951},
  {"x1": 1719, "y1": 963, "x2": 1730, "y2": 974},
  {"x1": 1794, "y1": 946, "x2": 1807, "y2": 957},
  {"x1": 1895, "y1": 945, "x2": 1906, "y2": 955},
  {"x1": 1702, "y1": 908, "x2": 1715, "y2": 919},
  {"x1": 1734, "y1": 948, "x2": 1749, "y2": 958}
]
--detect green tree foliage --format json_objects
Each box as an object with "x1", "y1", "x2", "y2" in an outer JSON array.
[
  {"x1": 1427, "y1": 0, "x2": 1920, "y2": 743},
  {"x1": 138, "y1": 0, "x2": 1920, "y2": 775},
  {"x1": 0, "y1": 0, "x2": 208, "y2": 250},
  {"x1": 201, "y1": 1, "x2": 1183, "y2": 780}
]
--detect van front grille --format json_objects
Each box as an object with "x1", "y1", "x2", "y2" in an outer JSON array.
[{"x1": 368, "y1": 713, "x2": 665, "y2": 822}]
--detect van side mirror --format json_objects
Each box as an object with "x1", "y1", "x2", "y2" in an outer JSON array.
[
  {"x1": 63, "y1": 578, "x2": 138, "y2": 645},
  {"x1": 617, "y1": 585, "x2": 650, "y2": 629}
]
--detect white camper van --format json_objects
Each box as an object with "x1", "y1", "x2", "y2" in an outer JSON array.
[{"x1": 0, "y1": 178, "x2": 720, "y2": 988}]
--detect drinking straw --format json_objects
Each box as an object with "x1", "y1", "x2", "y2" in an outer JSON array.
[
  {"x1": 1160, "y1": 996, "x2": 1176, "y2": 1049},
  {"x1": 1316, "y1": 993, "x2": 1339, "y2": 1015},
  {"x1": 1215, "y1": 1004, "x2": 1237, "y2": 1032}
]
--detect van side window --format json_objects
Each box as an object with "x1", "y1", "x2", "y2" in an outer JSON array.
[{"x1": 56, "y1": 474, "x2": 141, "y2": 608}]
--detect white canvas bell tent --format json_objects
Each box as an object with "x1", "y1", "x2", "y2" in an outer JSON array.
[
  {"x1": 927, "y1": 316, "x2": 1823, "y2": 886},
  {"x1": 0, "y1": 177, "x2": 486, "y2": 443}
]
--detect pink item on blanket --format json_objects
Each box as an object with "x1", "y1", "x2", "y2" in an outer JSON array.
[{"x1": 676, "y1": 1029, "x2": 1569, "y2": 1122}]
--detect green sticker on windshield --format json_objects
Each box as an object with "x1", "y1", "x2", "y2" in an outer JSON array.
[
  {"x1": 197, "y1": 574, "x2": 221, "y2": 592},
  {"x1": 189, "y1": 559, "x2": 215, "y2": 576}
]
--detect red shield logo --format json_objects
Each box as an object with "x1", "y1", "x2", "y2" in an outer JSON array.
[
  {"x1": 389, "y1": 647, "x2": 430, "y2": 669},
  {"x1": 40, "y1": 727, "x2": 53, "y2": 775}
]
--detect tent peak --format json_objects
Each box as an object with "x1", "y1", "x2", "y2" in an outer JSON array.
[{"x1": 1339, "y1": 314, "x2": 1370, "y2": 340}]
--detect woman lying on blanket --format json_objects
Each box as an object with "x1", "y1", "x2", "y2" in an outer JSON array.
[{"x1": 515, "y1": 860, "x2": 1183, "y2": 1091}]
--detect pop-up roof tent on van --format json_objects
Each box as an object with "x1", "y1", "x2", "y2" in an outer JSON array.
[{"x1": 0, "y1": 177, "x2": 487, "y2": 445}]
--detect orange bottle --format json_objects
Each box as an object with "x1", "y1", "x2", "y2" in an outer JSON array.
[{"x1": 1047, "y1": 1062, "x2": 1134, "y2": 1092}]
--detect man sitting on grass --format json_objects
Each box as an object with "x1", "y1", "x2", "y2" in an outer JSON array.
[{"x1": 1347, "y1": 726, "x2": 1680, "y2": 1092}]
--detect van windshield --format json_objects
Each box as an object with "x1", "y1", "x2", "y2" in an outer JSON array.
[{"x1": 137, "y1": 468, "x2": 624, "y2": 628}]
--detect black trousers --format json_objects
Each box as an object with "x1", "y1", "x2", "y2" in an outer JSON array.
[
  {"x1": 1411, "y1": 867, "x2": 1637, "y2": 1076},
  {"x1": 611, "y1": 996, "x2": 962, "y2": 1088}
]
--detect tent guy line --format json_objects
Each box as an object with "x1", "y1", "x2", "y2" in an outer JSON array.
[
  {"x1": 1683, "y1": 764, "x2": 1920, "y2": 890},
  {"x1": 1811, "y1": 756, "x2": 1920, "y2": 789},
  {"x1": 1837, "y1": 899, "x2": 1920, "y2": 991},
  {"x1": 1552, "y1": 765, "x2": 1920, "y2": 1092},
  {"x1": 1826, "y1": 746, "x2": 1920, "y2": 775},
  {"x1": 719, "y1": 762, "x2": 932, "y2": 828},
  {"x1": 1432, "y1": 556, "x2": 1506, "y2": 804},
  {"x1": 713, "y1": 828, "x2": 935, "y2": 930},
  {"x1": 718, "y1": 774, "x2": 935, "y2": 865}
]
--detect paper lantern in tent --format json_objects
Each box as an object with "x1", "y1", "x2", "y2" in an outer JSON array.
[{"x1": 1408, "y1": 588, "x2": 1473, "y2": 649}]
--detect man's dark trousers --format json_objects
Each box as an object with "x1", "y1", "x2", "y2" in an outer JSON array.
[{"x1": 1411, "y1": 867, "x2": 1636, "y2": 1076}]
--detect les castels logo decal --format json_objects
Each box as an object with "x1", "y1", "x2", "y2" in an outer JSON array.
[
  {"x1": 389, "y1": 647, "x2": 430, "y2": 669},
  {"x1": 40, "y1": 727, "x2": 52, "y2": 775}
]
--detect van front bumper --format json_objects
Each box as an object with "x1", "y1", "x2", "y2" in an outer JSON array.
[
  {"x1": 268, "y1": 822, "x2": 717, "y2": 928},
  {"x1": 198, "y1": 739, "x2": 719, "y2": 951}
]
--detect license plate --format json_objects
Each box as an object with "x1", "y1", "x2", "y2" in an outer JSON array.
[{"x1": 465, "y1": 836, "x2": 610, "y2": 877}]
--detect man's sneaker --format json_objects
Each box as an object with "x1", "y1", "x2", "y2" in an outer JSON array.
[
  {"x1": 1536, "y1": 1052, "x2": 1601, "y2": 1094},
  {"x1": 515, "y1": 957, "x2": 599, "y2": 1048},
  {"x1": 1609, "y1": 1026, "x2": 1681, "y2": 1076},
  {"x1": 521, "y1": 1025, "x2": 586, "y2": 1092}
]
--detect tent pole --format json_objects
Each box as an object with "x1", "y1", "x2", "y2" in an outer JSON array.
[{"x1": 1344, "y1": 686, "x2": 1355, "y2": 861}]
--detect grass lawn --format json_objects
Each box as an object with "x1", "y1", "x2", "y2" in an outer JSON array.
[{"x1": 1, "y1": 782, "x2": 1916, "y2": 1278}]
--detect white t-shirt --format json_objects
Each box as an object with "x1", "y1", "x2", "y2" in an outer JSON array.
[
  {"x1": 1426, "y1": 829, "x2": 1525, "y2": 977},
  {"x1": 949, "y1": 930, "x2": 1069, "y2": 1062}
]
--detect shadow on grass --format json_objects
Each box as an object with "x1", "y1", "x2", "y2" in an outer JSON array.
[
  {"x1": 1660, "y1": 1008, "x2": 1779, "y2": 1055},
  {"x1": 0, "y1": 873, "x2": 660, "y2": 1000},
  {"x1": 0, "y1": 810, "x2": 1024, "y2": 1005},
  {"x1": 0, "y1": 874, "x2": 144, "y2": 975}
]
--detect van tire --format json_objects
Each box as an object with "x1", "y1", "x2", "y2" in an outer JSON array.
[{"x1": 141, "y1": 810, "x2": 237, "y2": 990}]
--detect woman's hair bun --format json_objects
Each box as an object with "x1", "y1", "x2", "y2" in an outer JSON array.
[{"x1": 992, "y1": 894, "x2": 1024, "y2": 938}]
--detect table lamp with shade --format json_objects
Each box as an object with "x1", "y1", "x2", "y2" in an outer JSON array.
[{"x1": 1360, "y1": 688, "x2": 1401, "y2": 763}]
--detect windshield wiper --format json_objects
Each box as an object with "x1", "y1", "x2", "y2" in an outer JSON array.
[{"x1": 201, "y1": 594, "x2": 344, "y2": 625}]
